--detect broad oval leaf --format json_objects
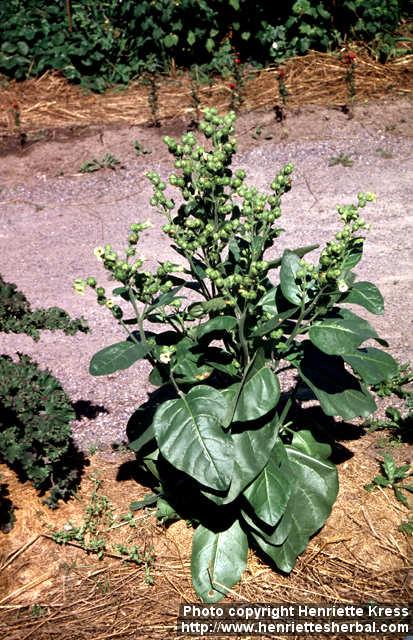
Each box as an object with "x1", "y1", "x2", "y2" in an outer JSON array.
[
  {"x1": 89, "y1": 339, "x2": 150, "y2": 376},
  {"x1": 191, "y1": 520, "x2": 248, "y2": 602},
  {"x1": 222, "y1": 416, "x2": 281, "y2": 504},
  {"x1": 289, "y1": 430, "x2": 332, "y2": 460},
  {"x1": 280, "y1": 251, "x2": 302, "y2": 306},
  {"x1": 153, "y1": 386, "x2": 233, "y2": 491},
  {"x1": 298, "y1": 342, "x2": 377, "y2": 419},
  {"x1": 341, "y1": 246, "x2": 362, "y2": 271},
  {"x1": 197, "y1": 315, "x2": 237, "y2": 341},
  {"x1": 248, "y1": 435, "x2": 338, "y2": 573},
  {"x1": 233, "y1": 367, "x2": 280, "y2": 423},
  {"x1": 342, "y1": 281, "x2": 384, "y2": 315},
  {"x1": 343, "y1": 347, "x2": 398, "y2": 385},
  {"x1": 309, "y1": 308, "x2": 380, "y2": 356},
  {"x1": 244, "y1": 441, "x2": 292, "y2": 527}
]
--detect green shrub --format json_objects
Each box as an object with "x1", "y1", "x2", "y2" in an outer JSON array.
[
  {"x1": 0, "y1": 274, "x2": 88, "y2": 509},
  {"x1": 78, "y1": 108, "x2": 398, "y2": 601},
  {"x1": 0, "y1": 274, "x2": 88, "y2": 340},
  {"x1": 0, "y1": 1, "x2": 408, "y2": 90},
  {"x1": 0, "y1": 354, "x2": 81, "y2": 507}
]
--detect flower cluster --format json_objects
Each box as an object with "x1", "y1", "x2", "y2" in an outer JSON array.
[
  {"x1": 144, "y1": 109, "x2": 294, "y2": 304},
  {"x1": 317, "y1": 191, "x2": 375, "y2": 285},
  {"x1": 74, "y1": 220, "x2": 186, "y2": 317}
]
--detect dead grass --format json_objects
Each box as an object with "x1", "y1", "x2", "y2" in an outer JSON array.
[
  {"x1": 0, "y1": 50, "x2": 412, "y2": 133},
  {"x1": 0, "y1": 431, "x2": 411, "y2": 640}
]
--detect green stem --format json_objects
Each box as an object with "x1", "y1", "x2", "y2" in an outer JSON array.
[
  {"x1": 276, "y1": 396, "x2": 293, "y2": 437},
  {"x1": 236, "y1": 306, "x2": 250, "y2": 367}
]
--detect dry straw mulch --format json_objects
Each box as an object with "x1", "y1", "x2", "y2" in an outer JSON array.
[
  {"x1": 0, "y1": 434, "x2": 412, "y2": 640},
  {"x1": 0, "y1": 50, "x2": 412, "y2": 133}
]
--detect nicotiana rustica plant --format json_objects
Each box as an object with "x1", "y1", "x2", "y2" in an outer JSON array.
[{"x1": 76, "y1": 108, "x2": 398, "y2": 602}]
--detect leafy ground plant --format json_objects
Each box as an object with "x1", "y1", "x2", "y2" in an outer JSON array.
[
  {"x1": 77, "y1": 108, "x2": 399, "y2": 602},
  {"x1": 364, "y1": 453, "x2": 412, "y2": 507},
  {"x1": 328, "y1": 153, "x2": 354, "y2": 167},
  {"x1": 52, "y1": 476, "x2": 155, "y2": 583},
  {"x1": 0, "y1": 274, "x2": 88, "y2": 510},
  {"x1": 79, "y1": 153, "x2": 120, "y2": 174}
]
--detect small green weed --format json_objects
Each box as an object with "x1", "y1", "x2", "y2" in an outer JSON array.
[
  {"x1": 79, "y1": 153, "x2": 121, "y2": 173},
  {"x1": 87, "y1": 443, "x2": 98, "y2": 456},
  {"x1": 398, "y1": 516, "x2": 413, "y2": 536},
  {"x1": 371, "y1": 362, "x2": 413, "y2": 399},
  {"x1": 52, "y1": 476, "x2": 155, "y2": 581},
  {"x1": 30, "y1": 604, "x2": 48, "y2": 618},
  {"x1": 376, "y1": 147, "x2": 393, "y2": 159},
  {"x1": 364, "y1": 453, "x2": 413, "y2": 507},
  {"x1": 133, "y1": 140, "x2": 151, "y2": 156},
  {"x1": 328, "y1": 153, "x2": 354, "y2": 167},
  {"x1": 367, "y1": 405, "x2": 412, "y2": 440}
]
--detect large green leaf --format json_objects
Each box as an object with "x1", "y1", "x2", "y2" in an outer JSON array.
[
  {"x1": 341, "y1": 246, "x2": 362, "y2": 271},
  {"x1": 196, "y1": 315, "x2": 237, "y2": 340},
  {"x1": 191, "y1": 520, "x2": 248, "y2": 602},
  {"x1": 232, "y1": 367, "x2": 280, "y2": 423},
  {"x1": 248, "y1": 432, "x2": 338, "y2": 573},
  {"x1": 257, "y1": 287, "x2": 278, "y2": 315},
  {"x1": 309, "y1": 308, "x2": 380, "y2": 356},
  {"x1": 343, "y1": 347, "x2": 398, "y2": 385},
  {"x1": 89, "y1": 339, "x2": 150, "y2": 376},
  {"x1": 288, "y1": 430, "x2": 333, "y2": 460},
  {"x1": 280, "y1": 251, "x2": 302, "y2": 306},
  {"x1": 244, "y1": 441, "x2": 292, "y2": 527},
  {"x1": 153, "y1": 386, "x2": 233, "y2": 491},
  {"x1": 222, "y1": 417, "x2": 280, "y2": 504},
  {"x1": 298, "y1": 342, "x2": 376, "y2": 419},
  {"x1": 267, "y1": 244, "x2": 319, "y2": 270},
  {"x1": 341, "y1": 281, "x2": 384, "y2": 315}
]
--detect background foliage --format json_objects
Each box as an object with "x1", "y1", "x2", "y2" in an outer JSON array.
[
  {"x1": 0, "y1": 275, "x2": 87, "y2": 509},
  {"x1": 0, "y1": 0, "x2": 409, "y2": 91}
]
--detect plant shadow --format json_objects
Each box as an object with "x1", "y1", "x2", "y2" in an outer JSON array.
[
  {"x1": 73, "y1": 400, "x2": 108, "y2": 420},
  {"x1": 288, "y1": 403, "x2": 365, "y2": 464}
]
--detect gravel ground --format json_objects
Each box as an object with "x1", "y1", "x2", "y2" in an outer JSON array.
[{"x1": 0, "y1": 98, "x2": 412, "y2": 451}]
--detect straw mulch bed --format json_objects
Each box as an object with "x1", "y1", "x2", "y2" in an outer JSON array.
[
  {"x1": 0, "y1": 50, "x2": 412, "y2": 133},
  {"x1": 0, "y1": 431, "x2": 411, "y2": 640}
]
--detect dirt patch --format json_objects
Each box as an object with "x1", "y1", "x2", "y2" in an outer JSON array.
[{"x1": 0, "y1": 430, "x2": 411, "y2": 640}]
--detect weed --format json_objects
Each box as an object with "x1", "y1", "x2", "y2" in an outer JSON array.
[
  {"x1": 52, "y1": 476, "x2": 155, "y2": 579},
  {"x1": 364, "y1": 453, "x2": 413, "y2": 507},
  {"x1": 329, "y1": 153, "x2": 354, "y2": 167},
  {"x1": 88, "y1": 444, "x2": 98, "y2": 456},
  {"x1": 30, "y1": 604, "x2": 48, "y2": 618},
  {"x1": 276, "y1": 67, "x2": 288, "y2": 107},
  {"x1": 143, "y1": 73, "x2": 161, "y2": 128},
  {"x1": 11, "y1": 102, "x2": 20, "y2": 128},
  {"x1": 398, "y1": 517, "x2": 413, "y2": 536},
  {"x1": 133, "y1": 140, "x2": 151, "y2": 157},
  {"x1": 376, "y1": 147, "x2": 393, "y2": 159},
  {"x1": 371, "y1": 362, "x2": 413, "y2": 399},
  {"x1": 367, "y1": 406, "x2": 412, "y2": 442},
  {"x1": 79, "y1": 154, "x2": 120, "y2": 173},
  {"x1": 340, "y1": 49, "x2": 357, "y2": 115},
  {"x1": 114, "y1": 543, "x2": 155, "y2": 583},
  {"x1": 189, "y1": 66, "x2": 201, "y2": 124}
]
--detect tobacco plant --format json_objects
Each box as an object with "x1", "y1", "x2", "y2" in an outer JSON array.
[{"x1": 78, "y1": 108, "x2": 398, "y2": 601}]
